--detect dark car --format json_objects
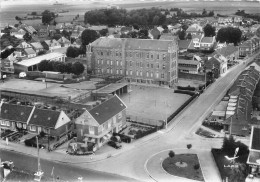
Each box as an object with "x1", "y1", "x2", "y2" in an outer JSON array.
[{"x1": 107, "y1": 141, "x2": 122, "y2": 149}]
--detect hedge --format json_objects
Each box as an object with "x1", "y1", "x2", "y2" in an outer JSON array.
[
  {"x1": 177, "y1": 86, "x2": 196, "y2": 91},
  {"x1": 174, "y1": 90, "x2": 195, "y2": 96},
  {"x1": 113, "y1": 133, "x2": 132, "y2": 143}
]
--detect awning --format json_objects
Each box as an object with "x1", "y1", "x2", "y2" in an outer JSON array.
[
  {"x1": 227, "y1": 106, "x2": 236, "y2": 111},
  {"x1": 228, "y1": 103, "x2": 237, "y2": 107},
  {"x1": 229, "y1": 99, "x2": 237, "y2": 103},
  {"x1": 226, "y1": 111, "x2": 235, "y2": 115},
  {"x1": 212, "y1": 111, "x2": 225, "y2": 117},
  {"x1": 230, "y1": 95, "x2": 238, "y2": 99}
]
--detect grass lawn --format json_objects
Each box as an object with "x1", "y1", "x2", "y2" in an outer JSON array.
[{"x1": 162, "y1": 154, "x2": 204, "y2": 182}]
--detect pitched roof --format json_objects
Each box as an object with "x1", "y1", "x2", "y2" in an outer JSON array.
[
  {"x1": 215, "y1": 45, "x2": 238, "y2": 57},
  {"x1": 30, "y1": 42, "x2": 44, "y2": 50},
  {"x1": 0, "y1": 103, "x2": 34, "y2": 123},
  {"x1": 44, "y1": 39, "x2": 60, "y2": 46},
  {"x1": 91, "y1": 37, "x2": 123, "y2": 49},
  {"x1": 200, "y1": 37, "x2": 214, "y2": 44},
  {"x1": 89, "y1": 95, "x2": 126, "y2": 125},
  {"x1": 29, "y1": 108, "x2": 61, "y2": 128},
  {"x1": 178, "y1": 59, "x2": 200, "y2": 65},
  {"x1": 58, "y1": 37, "x2": 70, "y2": 44},
  {"x1": 24, "y1": 48, "x2": 36, "y2": 55},
  {"x1": 178, "y1": 40, "x2": 192, "y2": 49},
  {"x1": 251, "y1": 127, "x2": 260, "y2": 150}
]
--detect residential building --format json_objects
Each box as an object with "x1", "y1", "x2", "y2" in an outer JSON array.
[
  {"x1": 30, "y1": 42, "x2": 44, "y2": 54},
  {"x1": 218, "y1": 17, "x2": 233, "y2": 24},
  {"x1": 75, "y1": 95, "x2": 126, "y2": 149},
  {"x1": 246, "y1": 126, "x2": 260, "y2": 181},
  {"x1": 24, "y1": 48, "x2": 36, "y2": 58},
  {"x1": 188, "y1": 35, "x2": 203, "y2": 51},
  {"x1": 214, "y1": 45, "x2": 239, "y2": 62},
  {"x1": 37, "y1": 28, "x2": 48, "y2": 38},
  {"x1": 205, "y1": 53, "x2": 228, "y2": 77},
  {"x1": 200, "y1": 36, "x2": 216, "y2": 51},
  {"x1": 16, "y1": 42, "x2": 32, "y2": 49},
  {"x1": 1, "y1": 53, "x2": 16, "y2": 74},
  {"x1": 186, "y1": 24, "x2": 203, "y2": 36},
  {"x1": 178, "y1": 39, "x2": 192, "y2": 53},
  {"x1": 58, "y1": 37, "x2": 71, "y2": 47},
  {"x1": 42, "y1": 39, "x2": 61, "y2": 50},
  {"x1": 223, "y1": 66, "x2": 260, "y2": 136},
  {"x1": 14, "y1": 52, "x2": 66, "y2": 72},
  {"x1": 89, "y1": 37, "x2": 178, "y2": 86},
  {"x1": 239, "y1": 36, "x2": 260, "y2": 58},
  {"x1": 0, "y1": 103, "x2": 71, "y2": 139},
  {"x1": 24, "y1": 26, "x2": 37, "y2": 35}
]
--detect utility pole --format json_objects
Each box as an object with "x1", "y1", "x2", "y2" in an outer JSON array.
[{"x1": 34, "y1": 136, "x2": 44, "y2": 181}]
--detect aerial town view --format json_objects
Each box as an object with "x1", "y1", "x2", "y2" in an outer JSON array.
[{"x1": 0, "y1": 0, "x2": 260, "y2": 181}]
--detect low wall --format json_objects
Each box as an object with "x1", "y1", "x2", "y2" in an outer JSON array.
[
  {"x1": 178, "y1": 71, "x2": 206, "y2": 82},
  {"x1": 27, "y1": 71, "x2": 73, "y2": 80}
]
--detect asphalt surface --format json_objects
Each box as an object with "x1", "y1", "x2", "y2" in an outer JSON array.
[{"x1": 0, "y1": 149, "x2": 140, "y2": 182}]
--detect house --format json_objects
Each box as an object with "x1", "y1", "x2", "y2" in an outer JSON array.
[
  {"x1": 30, "y1": 42, "x2": 44, "y2": 54},
  {"x1": 120, "y1": 26, "x2": 132, "y2": 35},
  {"x1": 14, "y1": 52, "x2": 66, "y2": 72},
  {"x1": 42, "y1": 39, "x2": 61, "y2": 50},
  {"x1": 188, "y1": 35, "x2": 203, "y2": 51},
  {"x1": 205, "y1": 53, "x2": 228, "y2": 77},
  {"x1": 200, "y1": 36, "x2": 216, "y2": 51},
  {"x1": 70, "y1": 31, "x2": 81, "y2": 39},
  {"x1": 238, "y1": 36, "x2": 260, "y2": 58},
  {"x1": 24, "y1": 48, "x2": 36, "y2": 58},
  {"x1": 218, "y1": 17, "x2": 233, "y2": 24},
  {"x1": 58, "y1": 37, "x2": 71, "y2": 47},
  {"x1": 16, "y1": 42, "x2": 32, "y2": 49},
  {"x1": 88, "y1": 26, "x2": 107, "y2": 32},
  {"x1": 37, "y1": 28, "x2": 48, "y2": 38},
  {"x1": 178, "y1": 39, "x2": 192, "y2": 53},
  {"x1": 0, "y1": 103, "x2": 71, "y2": 139},
  {"x1": 1, "y1": 52, "x2": 16, "y2": 74},
  {"x1": 23, "y1": 26, "x2": 37, "y2": 35},
  {"x1": 186, "y1": 24, "x2": 203, "y2": 36},
  {"x1": 214, "y1": 45, "x2": 239, "y2": 62},
  {"x1": 246, "y1": 126, "x2": 260, "y2": 181},
  {"x1": 222, "y1": 66, "x2": 260, "y2": 136},
  {"x1": 75, "y1": 95, "x2": 127, "y2": 150}
]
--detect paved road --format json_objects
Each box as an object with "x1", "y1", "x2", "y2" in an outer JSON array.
[
  {"x1": 79, "y1": 54, "x2": 259, "y2": 181},
  {"x1": 0, "y1": 149, "x2": 140, "y2": 182}
]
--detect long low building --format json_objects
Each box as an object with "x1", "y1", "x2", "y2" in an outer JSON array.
[{"x1": 14, "y1": 52, "x2": 66, "y2": 73}]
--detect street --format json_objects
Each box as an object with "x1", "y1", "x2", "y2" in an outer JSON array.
[{"x1": 0, "y1": 149, "x2": 140, "y2": 182}]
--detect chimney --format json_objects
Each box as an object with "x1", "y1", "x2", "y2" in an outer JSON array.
[{"x1": 240, "y1": 86, "x2": 246, "y2": 95}]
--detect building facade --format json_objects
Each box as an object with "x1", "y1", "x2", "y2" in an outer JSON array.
[{"x1": 88, "y1": 38, "x2": 178, "y2": 86}]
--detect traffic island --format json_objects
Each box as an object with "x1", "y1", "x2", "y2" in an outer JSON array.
[{"x1": 162, "y1": 154, "x2": 204, "y2": 181}]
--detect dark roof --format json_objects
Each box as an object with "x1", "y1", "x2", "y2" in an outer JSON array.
[
  {"x1": 215, "y1": 45, "x2": 238, "y2": 57},
  {"x1": 28, "y1": 108, "x2": 61, "y2": 128},
  {"x1": 251, "y1": 127, "x2": 260, "y2": 150},
  {"x1": 0, "y1": 103, "x2": 34, "y2": 123},
  {"x1": 178, "y1": 40, "x2": 192, "y2": 50},
  {"x1": 200, "y1": 37, "x2": 214, "y2": 44},
  {"x1": 178, "y1": 59, "x2": 199, "y2": 65},
  {"x1": 89, "y1": 95, "x2": 126, "y2": 125}
]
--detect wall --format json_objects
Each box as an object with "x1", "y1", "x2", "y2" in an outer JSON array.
[
  {"x1": 26, "y1": 71, "x2": 73, "y2": 80},
  {"x1": 178, "y1": 71, "x2": 205, "y2": 82}
]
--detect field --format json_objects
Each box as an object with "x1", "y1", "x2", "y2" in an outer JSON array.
[
  {"x1": 120, "y1": 84, "x2": 190, "y2": 125},
  {"x1": 1, "y1": 1, "x2": 260, "y2": 28}
]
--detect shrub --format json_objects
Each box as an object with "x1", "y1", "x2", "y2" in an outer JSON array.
[
  {"x1": 169, "y1": 150, "x2": 175, "y2": 158},
  {"x1": 187, "y1": 144, "x2": 192, "y2": 149},
  {"x1": 194, "y1": 164, "x2": 200, "y2": 170},
  {"x1": 177, "y1": 86, "x2": 196, "y2": 91},
  {"x1": 174, "y1": 90, "x2": 195, "y2": 96}
]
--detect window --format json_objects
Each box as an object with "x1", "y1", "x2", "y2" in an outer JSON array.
[
  {"x1": 89, "y1": 126, "x2": 94, "y2": 135},
  {"x1": 107, "y1": 51, "x2": 109, "y2": 56},
  {"x1": 101, "y1": 51, "x2": 103, "y2": 56},
  {"x1": 151, "y1": 54, "x2": 153, "y2": 59},
  {"x1": 110, "y1": 68, "x2": 113, "y2": 74},
  {"x1": 146, "y1": 71, "x2": 149, "y2": 77},
  {"x1": 112, "y1": 116, "x2": 116, "y2": 125},
  {"x1": 147, "y1": 63, "x2": 149, "y2": 68},
  {"x1": 120, "y1": 69, "x2": 123, "y2": 74},
  {"x1": 119, "y1": 52, "x2": 122, "y2": 56},
  {"x1": 118, "y1": 112, "x2": 122, "y2": 120},
  {"x1": 151, "y1": 64, "x2": 153, "y2": 68},
  {"x1": 163, "y1": 64, "x2": 165, "y2": 69},
  {"x1": 97, "y1": 59, "x2": 100, "y2": 64},
  {"x1": 5, "y1": 121, "x2": 10, "y2": 126},
  {"x1": 136, "y1": 71, "x2": 139, "y2": 76},
  {"x1": 23, "y1": 124, "x2": 26, "y2": 129},
  {"x1": 116, "y1": 69, "x2": 119, "y2": 74},
  {"x1": 147, "y1": 53, "x2": 149, "y2": 58},
  {"x1": 130, "y1": 70, "x2": 132, "y2": 75},
  {"x1": 120, "y1": 61, "x2": 123, "y2": 66},
  {"x1": 116, "y1": 52, "x2": 118, "y2": 56},
  {"x1": 116, "y1": 60, "x2": 119, "y2": 66},
  {"x1": 130, "y1": 61, "x2": 132, "y2": 66},
  {"x1": 111, "y1": 60, "x2": 113, "y2": 65},
  {"x1": 126, "y1": 70, "x2": 128, "y2": 75},
  {"x1": 108, "y1": 120, "x2": 111, "y2": 128},
  {"x1": 107, "y1": 60, "x2": 109, "y2": 65},
  {"x1": 140, "y1": 62, "x2": 143, "y2": 67},
  {"x1": 30, "y1": 125, "x2": 36, "y2": 131},
  {"x1": 151, "y1": 72, "x2": 154, "y2": 78},
  {"x1": 98, "y1": 125, "x2": 102, "y2": 133},
  {"x1": 101, "y1": 59, "x2": 103, "y2": 64},
  {"x1": 157, "y1": 63, "x2": 160, "y2": 69},
  {"x1": 140, "y1": 71, "x2": 143, "y2": 76},
  {"x1": 130, "y1": 52, "x2": 132, "y2": 57},
  {"x1": 161, "y1": 73, "x2": 164, "y2": 78},
  {"x1": 157, "y1": 54, "x2": 159, "y2": 59},
  {"x1": 107, "y1": 68, "x2": 109, "y2": 73},
  {"x1": 156, "y1": 72, "x2": 159, "y2": 78}
]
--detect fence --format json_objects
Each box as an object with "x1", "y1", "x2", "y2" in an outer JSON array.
[{"x1": 126, "y1": 115, "x2": 163, "y2": 127}]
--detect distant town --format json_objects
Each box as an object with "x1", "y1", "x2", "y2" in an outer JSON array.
[{"x1": 0, "y1": 1, "x2": 260, "y2": 182}]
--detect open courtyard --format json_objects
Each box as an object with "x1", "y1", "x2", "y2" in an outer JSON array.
[{"x1": 120, "y1": 84, "x2": 191, "y2": 125}]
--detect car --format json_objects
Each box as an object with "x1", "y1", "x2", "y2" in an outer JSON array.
[
  {"x1": 110, "y1": 136, "x2": 121, "y2": 143},
  {"x1": 107, "y1": 141, "x2": 122, "y2": 149}
]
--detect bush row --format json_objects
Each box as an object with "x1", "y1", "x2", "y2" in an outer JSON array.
[
  {"x1": 134, "y1": 128, "x2": 158, "y2": 139},
  {"x1": 174, "y1": 90, "x2": 195, "y2": 96},
  {"x1": 113, "y1": 133, "x2": 132, "y2": 143}
]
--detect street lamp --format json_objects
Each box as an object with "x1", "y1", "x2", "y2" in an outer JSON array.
[{"x1": 34, "y1": 136, "x2": 44, "y2": 181}]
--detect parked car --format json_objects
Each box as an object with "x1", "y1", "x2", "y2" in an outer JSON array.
[
  {"x1": 110, "y1": 136, "x2": 121, "y2": 143},
  {"x1": 107, "y1": 141, "x2": 122, "y2": 149}
]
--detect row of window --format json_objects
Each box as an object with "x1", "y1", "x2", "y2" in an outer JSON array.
[
  {"x1": 126, "y1": 70, "x2": 165, "y2": 79},
  {"x1": 97, "y1": 51, "x2": 122, "y2": 57},
  {"x1": 128, "y1": 61, "x2": 166, "y2": 69},
  {"x1": 1, "y1": 120, "x2": 50, "y2": 134},
  {"x1": 97, "y1": 59, "x2": 123, "y2": 66}
]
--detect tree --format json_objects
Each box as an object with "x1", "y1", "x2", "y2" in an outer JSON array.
[
  {"x1": 23, "y1": 32, "x2": 32, "y2": 42},
  {"x1": 229, "y1": 163, "x2": 247, "y2": 182},
  {"x1": 81, "y1": 29, "x2": 100, "y2": 46},
  {"x1": 208, "y1": 11, "x2": 214, "y2": 17},
  {"x1": 216, "y1": 27, "x2": 242, "y2": 46},
  {"x1": 71, "y1": 62, "x2": 85, "y2": 75},
  {"x1": 152, "y1": 15, "x2": 160, "y2": 25},
  {"x1": 178, "y1": 30, "x2": 186, "y2": 40},
  {"x1": 38, "y1": 50, "x2": 46, "y2": 56},
  {"x1": 182, "y1": 24, "x2": 189, "y2": 31},
  {"x1": 1, "y1": 48, "x2": 15, "y2": 59},
  {"x1": 202, "y1": 9, "x2": 207, "y2": 16},
  {"x1": 66, "y1": 46, "x2": 80, "y2": 58},
  {"x1": 168, "y1": 150, "x2": 175, "y2": 158},
  {"x1": 203, "y1": 24, "x2": 216, "y2": 37},
  {"x1": 187, "y1": 144, "x2": 192, "y2": 149},
  {"x1": 42, "y1": 10, "x2": 55, "y2": 25},
  {"x1": 133, "y1": 23, "x2": 139, "y2": 30},
  {"x1": 38, "y1": 60, "x2": 50, "y2": 71},
  {"x1": 99, "y1": 29, "x2": 108, "y2": 36},
  {"x1": 52, "y1": 34, "x2": 62, "y2": 40}
]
